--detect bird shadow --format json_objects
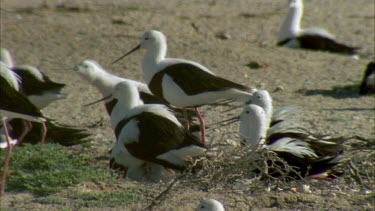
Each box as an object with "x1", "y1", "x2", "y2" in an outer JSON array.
[{"x1": 297, "y1": 84, "x2": 364, "y2": 99}]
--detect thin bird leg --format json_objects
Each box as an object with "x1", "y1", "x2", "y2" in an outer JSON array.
[
  {"x1": 40, "y1": 121, "x2": 47, "y2": 145},
  {"x1": 194, "y1": 108, "x2": 205, "y2": 144},
  {"x1": 16, "y1": 120, "x2": 32, "y2": 146},
  {"x1": 146, "y1": 162, "x2": 151, "y2": 180},
  {"x1": 1, "y1": 118, "x2": 13, "y2": 197},
  {"x1": 183, "y1": 108, "x2": 191, "y2": 130}
]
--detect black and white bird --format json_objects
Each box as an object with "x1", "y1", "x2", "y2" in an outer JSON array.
[
  {"x1": 112, "y1": 30, "x2": 255, "y2": 144},
  {"x1": 359, "y1": 61, "x2": 375, "y2": 95},
  {"x1": 196, "y1": 199, "x2": 225, "y2": 211},
  {"x1": 239, "y1": 104, "x2": 343, "y2": 180},
  {"x1": 74, "y1": 60, "x2": 201, "y2": 179},
  {"x1": 75, "y1": 59, "x2": 197, "y2": 129},
  {"x1": 0, "y1": 48, "x2": 66, "y2": 109},
  {"x1": 0, "y1": 49, "x2": 89, "y2": 146},
  {"x1": 0, "y1": 62, "x2": 47, "y2": 196},
  {"x1": 11, "y1": 65, "x2": 66, "y2": 109},
  {"x1": 277, "y1": 0, "x2": 359, "y2": 55},
  {"x1": 109, "y1": 81, "x2": 206, "y2": 180},
  {"x1": 0, "y1": 62, "x2": 47, "y2": 145}
]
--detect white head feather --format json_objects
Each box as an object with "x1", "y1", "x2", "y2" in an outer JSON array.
[
  {"x1": 196, "y1": 199, "x2": 225, "y2": 211},
  {"x1": 239, "y1": 104, "x2": 268, "y2": 148}
]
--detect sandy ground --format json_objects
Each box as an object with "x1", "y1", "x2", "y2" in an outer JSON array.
[{"x1": 0, "y1": 0, "x2": 374, "y2": 210}]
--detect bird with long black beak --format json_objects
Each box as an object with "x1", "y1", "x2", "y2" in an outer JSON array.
[{"x1": 112, "y1": 30, "x2": 255, "y2": 144}]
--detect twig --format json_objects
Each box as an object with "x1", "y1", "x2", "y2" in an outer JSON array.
[{"x1": 143, "y1": 162, "x2": 197, "y2": 211}]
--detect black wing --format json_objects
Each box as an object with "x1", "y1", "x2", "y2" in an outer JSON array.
[
  {"x1": 297, "y1": 34, "x2": 360, "y2": 55},
  {"x1": 12, "y1": 66, "x2": 65, "y2": 96},
  {"x1": 119, "y1": 112, "x2": 204, "y2": 170},
  {"x1": 0, "y1": 75, "x2": 43, "y2": 117},
  {"x1": 149, "y1": 63, "x2": 250, "y2": 100},
  {"x1": 9, "y1": 118, "x2": 90, "y2": 146}
]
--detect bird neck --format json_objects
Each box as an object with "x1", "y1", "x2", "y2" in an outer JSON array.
[
  {"x1": 263, "y1": 100, "x2": 273, "y2": 127},
  {"x1": 0, "y1": 49, "x2": 14, "y2": 68},
  {"x1": 0, "y1": 64, "x2": 20, "y2": 91},
  {"x1": 142, "y1": 43, "x2": 167, "y2": 84},
  {"x1": 90, "y1": 71, "x2": 119, "y2": 95},
  {"x1": 110, "y1": 92, "x2": 139, "y2": 129},
  {"x1": 278, "y1": 1, "x2": 303, "y2": 41},
  {"x1": 241, "y1": 116, "x2": 268, "y2": 148}
]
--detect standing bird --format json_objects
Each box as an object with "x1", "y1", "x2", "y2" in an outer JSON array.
[
  {"x1": 0, "y1": 62, "x2": 47, "y2": 196},
  {"x1": 0, "y1": 49, "x2": 89, "y2": 146},
  {"x1": 74, "y1": 60, "x2": 201, "y2": 179},
  {"x1": 112, "y1": 30, "x2": 255, "y2": 144},
  {"x1": 239, "y1": 104, "x2": 343, "y2": 180},
  {"x1": 0, "y1": 48, "x2": 66, "y2": 108},
  {"x1": 277, "y1": 0, "x2": 359, "y2": 55},
  {"x1": 109, "y1": 81, "x2": 206, "y2": 180},
  {"x1": 359, "y1": 61, "x2": 375, "y2": 95}
]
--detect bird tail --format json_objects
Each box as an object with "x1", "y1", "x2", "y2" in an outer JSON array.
[{"x1": 8, "y1": 118, "x2": 91, "y2": 146}]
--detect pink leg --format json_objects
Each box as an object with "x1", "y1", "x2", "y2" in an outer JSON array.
[
  {"x1": 1, "y1": 119, "x2": 13, "y2": 197},
  {"x1": 17, "y1": 120, "x2": 32, "y2": 146},
  {"x1": 146, "y1": 162, "x2": 151, "y2": 180},
  {"x1": 194, "y1": 108, "x2": 205, "y2": 145},
  {"x1": 183, "y1": 109, "x2": 190, "y2": 130}
]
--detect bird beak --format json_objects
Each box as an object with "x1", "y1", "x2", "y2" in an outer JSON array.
[
  {"x1": 207, "y1": 116, "x2": 240, "y2": 127},
  {"x1": 112, "y1": 44, "x2": 141, "y2": 64},
  {"x1": 83, "y1": 94, "x2": 112, "y2": 107}
]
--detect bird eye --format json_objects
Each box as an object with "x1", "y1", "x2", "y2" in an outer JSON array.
[
  {"x1": 145, "y1": 37, "x2": 149, "y2": 40},
  {"x1": 246, "y1": 111, "x2": 250, "y2": 114},
  {"x1": 257, "y1": 95, "x2": 261, "y2": 99}
]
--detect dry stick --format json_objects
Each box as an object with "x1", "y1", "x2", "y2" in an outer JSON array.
[
  {"x1": 347, "y1": 160, "x2": 371, "y2": 189},
  {"x1": 144, "y1": 167, "x2": 194, "y2": 211}
]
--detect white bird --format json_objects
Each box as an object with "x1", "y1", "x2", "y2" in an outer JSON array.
[
  {"x1": 277, "y1": 0, "x2": 359, "y2": 55},
  {"x1": 105, "y1": 81, "x2": 206, "y2": 181},
  {"x1": 0, "y1": 62, "x2": 47, "y2": 196},
  {"x1": 75, "y1": 60, "x2": 154, "y2": 115},
  {"x1": 240, "y1": 90, "x2": 302, "y2": 146},
  {"x1": 246, "y1": 90, "x2": 345, "y2": 157},
  {"x1": 112, "y1": 30, "x2": 255, "y2": 144},
  {"x1": 196, "y1": 198, "x2": 225, "y2": 211},
  {"x1": 247, "y1": 90, "x2": 304, "y2": 126},
  {"x1": 239, "y1": 104, "x2": 343, "y2": 180}
]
